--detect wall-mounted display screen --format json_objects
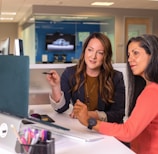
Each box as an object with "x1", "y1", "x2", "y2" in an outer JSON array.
[{"x1": 45, "y1": 32, "x2": 75, "y2": 51}]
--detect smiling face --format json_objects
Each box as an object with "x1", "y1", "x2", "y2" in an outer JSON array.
[
  {"x1": 128, "y1": 41, "x2": 151, "y2": 79},
  {"x1": 84, "y1": 38, "x2": 104, "y2": 76}
]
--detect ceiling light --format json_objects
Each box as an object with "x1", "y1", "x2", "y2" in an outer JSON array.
[
  {"x1": 83, "y1": 22, "x2": 109, "y2": 25},
  {"x1": 1, "y1": 12, "x2": 16, "y2": 15},
  {"x1": 61, "y1": 16, "x2": 88, "y2": 19},
  {"x1": 29, "y1": 18, "x2": 35, "y2": 21},
  {"x1": 91, "y1": 2, "x2": 114, "y2": 6},
  {"x1": 0, "y1": 17, "x2": 14, "y2": 20}
]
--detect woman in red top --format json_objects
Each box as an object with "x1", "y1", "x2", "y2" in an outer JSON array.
[{"x1": 73, "y1": 34, "x2": 158, "y2": 154}]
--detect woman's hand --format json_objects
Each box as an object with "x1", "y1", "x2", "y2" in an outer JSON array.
[
  {"x1": 73, "y1": 100, "x2": 89, "y2": 126},
  {"x1": 72, "y1": 100, "x2": 101, "y2": 131},
  {"x1": 46, "y1": 70, "x2": 62, "y2": 102},
  {"x1": 46, "y1": 70, "x2": 60, "y2": 87}
]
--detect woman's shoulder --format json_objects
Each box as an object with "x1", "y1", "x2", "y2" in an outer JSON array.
[
  {"x1": 113, "y1": 69, "x2": 123, "y2": 78},
  {"x1": 112, "y1": 70, "x2": 125, "y2": 86},
  {"x1": 146, "y1": 82, "x2": 158, "y2": 90},
  {"x1": 65, "y1": 65, "x2": 77, "y2": 71},
  {"x1": 63, "y1": 65, "x2": 77, "y2": 74}
]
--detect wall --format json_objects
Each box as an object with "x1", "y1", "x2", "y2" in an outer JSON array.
[
  {"x1": 0, "y1": 23, "x2": 18, "y2": 54},
  {"x1": 22, "y1": 24, "x2": 36, "y2": 64}
]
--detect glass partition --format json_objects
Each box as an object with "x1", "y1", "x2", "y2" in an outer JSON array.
[{"x1": 22, "y1": 15, "x2": 115, "y2": 64}]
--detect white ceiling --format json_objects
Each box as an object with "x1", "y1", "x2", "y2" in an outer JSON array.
[{"x1": 0, "y1": 0, "x2": 158, "y2": 23}]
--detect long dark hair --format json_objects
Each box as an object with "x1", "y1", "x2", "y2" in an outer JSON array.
[
  {"x1": 72, "y1": 32, "x2": 114, "y2": 103},
  {"x1": 126, "y1": 34, "x2": 158, "y2": 116}
]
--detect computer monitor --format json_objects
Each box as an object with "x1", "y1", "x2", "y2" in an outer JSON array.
[
  {"x1": 14, "y1": 38, "x2": 24, "y2": 56},
  {"x1": 0, "y1": 55, "x2": 29, "y2": 118},
  {"x1": 0, "y1": 37, "x2": 10, "y2": 55}
]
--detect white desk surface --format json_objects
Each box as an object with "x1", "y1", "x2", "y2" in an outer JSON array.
[{"x1": 0, "y1": 104, "x2": 135, "y2": 154}]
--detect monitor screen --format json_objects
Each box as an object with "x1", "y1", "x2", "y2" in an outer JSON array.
[
  {"x1": 14, "y1": 39, "x2": 24, "y2": 56},
  {"x1": 0, "y1": 55, "x2": 29, "y2": 118},
  {"x1": 0, "y1": 37, "x2": 10, "y2": 55},
  {"x1": 45, "y1": 32, "x2": 76, "y2": 51}
]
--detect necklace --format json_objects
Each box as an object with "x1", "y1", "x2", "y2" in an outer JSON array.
[
  {"x1": 85, "y1": 75, "x2": 98, "y2": 110},
  {"x1": 85, "y1": 82, "x2": 96, "y2": 104}
]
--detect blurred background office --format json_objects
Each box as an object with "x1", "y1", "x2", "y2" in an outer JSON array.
[{"x1": 1, "y1": 0, "x2": 158, "y2": 64}]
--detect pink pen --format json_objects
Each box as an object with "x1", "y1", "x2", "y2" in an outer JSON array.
[
  {"x1": 21, "y1": 136, "x2": 29, "y2": 152},
  {"x1": 27, "y1": 129, "x2": 32, "y2": 145},
  {"x1": 40, "y1": 129, "x2": 45, "y2": 142}
]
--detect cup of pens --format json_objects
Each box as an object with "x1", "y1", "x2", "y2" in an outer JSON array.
[
  {"x1": 20, "y1": 138, "x2": 55, "y2": 154},
  {"x1": 16, "y1": 127, "x2": 55, "y2": 154}
]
